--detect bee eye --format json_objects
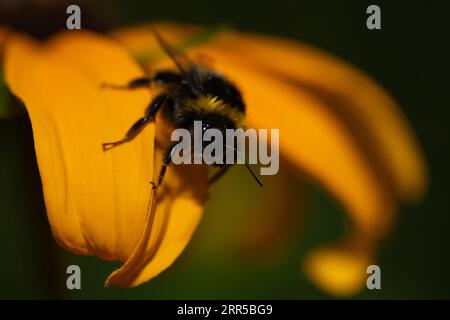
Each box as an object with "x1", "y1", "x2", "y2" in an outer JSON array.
[{"x1": 202, "y1": 123, "x2": 210, "y2": 132}]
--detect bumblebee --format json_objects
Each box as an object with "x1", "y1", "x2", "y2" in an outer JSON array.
[{"x1": 102, "y1": 33, "x2": 262, "y2": 189}]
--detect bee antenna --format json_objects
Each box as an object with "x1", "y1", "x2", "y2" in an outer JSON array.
[
  {"x1": 224, "y1": 145, "x2": 263, "y2": 187},
  {"x1": 244, "y1": 163, "x2": 263, "y2": 187}
]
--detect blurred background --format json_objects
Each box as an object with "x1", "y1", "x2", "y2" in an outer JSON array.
[{"x1": 0, "y1": 0, "x2": 449, "y2": 299}]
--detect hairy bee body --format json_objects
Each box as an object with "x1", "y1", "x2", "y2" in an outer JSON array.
[{"x1": 156, "y1": 69, "x2": 245, "y2": 133}]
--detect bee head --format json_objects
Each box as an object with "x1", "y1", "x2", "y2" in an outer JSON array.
[{"x1": 198, "y1": 113, "x2": 237, "y2": 168}]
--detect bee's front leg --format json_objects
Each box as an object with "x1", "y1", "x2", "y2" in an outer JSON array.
[
  {"x1": 151, "y1": 143, "x2": 179, "y2": 190},
  {"x1": 102, "y1": 94, "x2": 168, "y2": 151},
  {"x1": 100, "y1": 77, "x2": 150, "y2": 90}
]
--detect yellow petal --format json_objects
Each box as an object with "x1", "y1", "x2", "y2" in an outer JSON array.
[
  {"x1": 4, "y1": 31, "x2": 207, "y2": 287},
  {"x1": 304, "y1": 236, "x2": 373, "y2": 297},
  {"x1": 106, "y1": 142, "x2": 208, "y2": 287},
  {"x1": 210, "y1": 32, "x2": 427, "y2": 201}
]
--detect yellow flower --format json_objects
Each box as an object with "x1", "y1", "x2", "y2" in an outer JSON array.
[
  {"x1": 3, "y1": 22, "x2": 427, "y2": 294},
  {"x1": 4, "y1": 30, "x2": 208, "y2": 288}
]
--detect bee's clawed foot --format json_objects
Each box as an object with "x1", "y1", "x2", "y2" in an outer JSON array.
[
  {"x1": 102, "y1": 141, "x2": 124, "y2": 152},
  {"x1": 150, "y1": 181, "x2": 160, "y2": 190},
  {"x1": 102, "y1": 143, "x2": 115, "y2": 152}
]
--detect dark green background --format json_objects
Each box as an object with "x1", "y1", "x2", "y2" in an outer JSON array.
[{"x1": 0, "y1": 0, "x2": 449, "y2": 299}]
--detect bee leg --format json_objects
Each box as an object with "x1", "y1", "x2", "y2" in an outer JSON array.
[
  {"x1": 153, "y1": 71, "x2": 183, "y2": 85},
  {"x1": 151, "y1": 143, "x2": 178, "y2": 190},
  {"x1": 101, "y1": 77, "x2": 150, "y2": 90},
  {"x1": 208, "y1": 165, "x2": 232, "y2": 186},
  {"x1": 102, "y1": 94, "x2": 167, "y2": 151}
]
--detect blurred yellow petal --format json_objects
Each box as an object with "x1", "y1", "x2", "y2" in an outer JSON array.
[
  {"x1": 4, "y1": 31, "x2": 207, "y2": 287},
  {"x1": 210, "y1": 32, "x2": 427, "y2": 202},
  {"x1": 205, "y1": 50, "x2": 396, "y2": 234},
  {"x1": 304, "y1": 236, "x2": 373, "y2": 297}
]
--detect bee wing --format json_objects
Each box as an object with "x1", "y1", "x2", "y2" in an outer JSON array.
[
  {"x1": 154, "y1": 31, "x2": 192, "y2": 73},
  {"x1": 154, "y1": 31, "x2": 204, "y2": 92}
]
